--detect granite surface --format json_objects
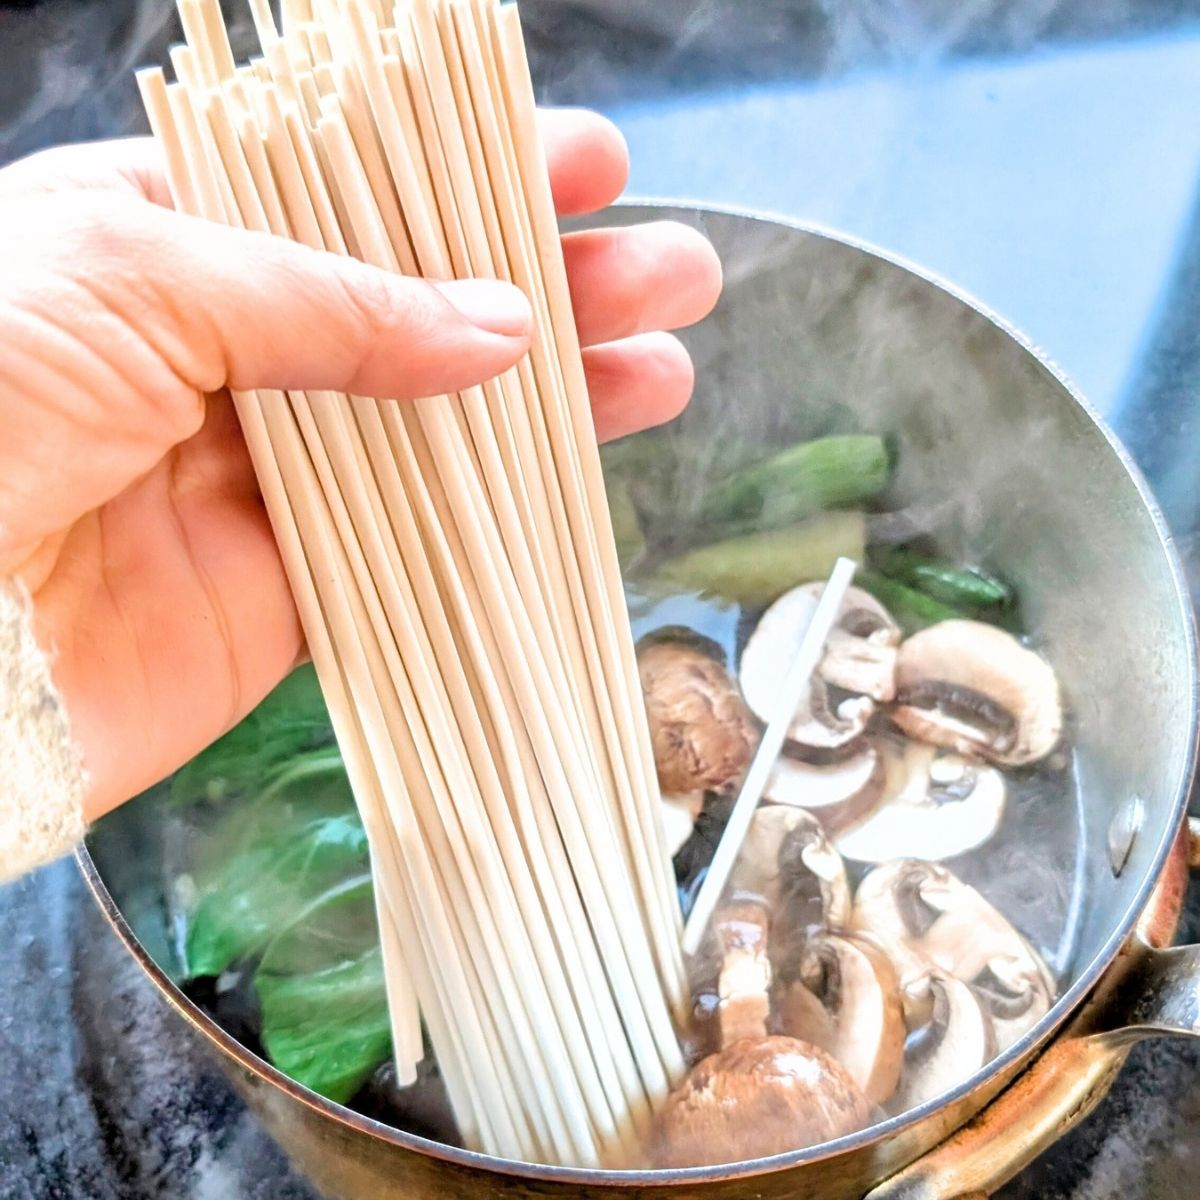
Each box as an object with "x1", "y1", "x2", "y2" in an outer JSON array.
[{"x1": 4, "y1": 1, "x2": 1200, "y2": 1197}]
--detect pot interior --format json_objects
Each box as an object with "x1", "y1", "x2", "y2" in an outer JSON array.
[{"x1": 86, "y1": 206, "x2": 1197, "y2": 1179}]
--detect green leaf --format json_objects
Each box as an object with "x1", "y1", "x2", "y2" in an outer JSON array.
[
  {"x1": 698, "y1": 435, "x2": 891, "y2": 535},
  {"x1": 872, "y1": 548, "x2": 1015, "y2": 611},
  {"x1": 182, "y1": 756, "x2": 368, "y2": 978},
  {"x1": 169, "y1": 664, "x2": 335, "y2": 808},
  {"x1": 256, "y1": 875, "x2": 392, "y2": 1104},
  {"x1": 855, "y1": 570, "x2": 966, "y2": 635}
]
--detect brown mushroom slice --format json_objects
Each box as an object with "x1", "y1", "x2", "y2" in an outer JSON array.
[
  {"x1": 900, "y1": 866, "x2": 1056, "y2": 1051},
  {"x1": 833, "y1": 742, "x2": 1006, "y2": 863},
  {"x1": 764, "y1": 745, "x2": 886, "y2": 835},
  {"x1": 891, "y1": 972, "x2": 996, "y2": 1113},
  {"x1": 730, "y1": 806, "x2": 852, "y2": 933},
  {"x1": 780, "y1": 933, "x2": 906, "y2": 1107},
  {"x1": 776, "y1": 978, "x2": 838, "y2": 1051},
  {"x1": 850, "y1": 861, "x2": 944, "y2": 1027},
  {"x1": 661, "y1": 792, "x2": 704, "y2": 858},
  {"x1": 739, "y1": 587, "x2": 878, "y2": 749},
  {"x1": 639, "y1": 640, "x2": 758, "y2": 794},
  {"x1": 715, "y1": 900, "x2": 773, "y2": 1046},
  {"x1": 891, "y1": 620, "x2": 1063, "y2": 767},
  {"x1": 971, "y1": 954, "x2": 1055, "y2": 1052},
  {"x1": 793, "y1": 582, "x2": 901, "y2": 701},
  {"x1": 851, "y1": 860, "x2": 1056, "y2": 1043},
  {"x1": 652, "y1": 1036, "x2": 872, "y2": 1168}
]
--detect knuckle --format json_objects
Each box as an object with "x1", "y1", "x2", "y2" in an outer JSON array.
[{"x1": 336, "y1": 263, "x2": 442, "y2": 357}]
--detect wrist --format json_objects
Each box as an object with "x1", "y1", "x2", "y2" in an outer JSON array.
[{"x1": 0, "y1": 576, "x2": 87, "y2": 881}]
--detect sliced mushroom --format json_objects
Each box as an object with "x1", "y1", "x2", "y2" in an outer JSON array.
[
  {"x1": 891, "y1": 621, "x2": 1062, "y2": 767},
  {"x1": 661, "y1": 792, "x2": 705, "y2": 858},
  {"x1": 850, "y1": 861, "x2": 939, "y2": 1026},
  {"x1": 740, "y1": 586, "x2": 884, "y2": 750},
  {"x1": 851, "y1": 861, "x2": 1055, "y2": 1046},
  {"x1": 764, "y1": 745, "x2": 886, "y2": 836},
  {"x1": 730, "y1": 806, "x2": 852, "y2": 935},
  {"x1": 715, "y1": 900, "x2": 773, "y2": 1046},
  {"x1": 776, "y1": 978, "x2": 837, "y2": 1050},
  {"x1": 896, "y1": 865, "x2": 1056, "y2": 1051},
  {"x1": 777, "y1": 932, "x2": 905, "y2": 1107},
  {"x1": 891, "y1": 971, "x2": 995, "y2": 1113},
  {"x1": 971, "y1": 954, "x2": 1055, "y2": 1052},
  {"x1": 833, "y1": 741, "x2": 1006, "y2": 863},
  {"x1": 639, "y1": 640, "x2": 758, "y2": 794},
  {"x1": 651, "y1": 1036, "x2": 872, "y2": 1168},
  {"x1": 798, "y1": 582, "x2": 901, "y2": 701}
]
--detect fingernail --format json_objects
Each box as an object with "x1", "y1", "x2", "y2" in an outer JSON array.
[{"x1": 436, "y1": 278, "x2": 532, "y2": 338}]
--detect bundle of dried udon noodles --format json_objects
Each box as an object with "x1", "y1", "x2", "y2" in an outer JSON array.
[{"x1": 137, "y1": 0, "x2": 685, "y2": 1168}]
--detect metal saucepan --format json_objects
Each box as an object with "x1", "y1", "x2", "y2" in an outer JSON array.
[{"x1": 80, "y1": 205, "x2": 1200, "y2": 1199}]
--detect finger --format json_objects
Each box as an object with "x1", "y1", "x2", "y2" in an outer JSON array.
[
  {"x1": 0, "y1": 137, "x2": 173, "y2": 208},
  {"x1": 564, "y1": 221, "x2": 723, "y2": 347},
  {"x1": 5, "y1": 109, "x2": 629, "y2": 217},
  {"x1": 68, "y1": 196, "x2": 532, "y2": 400},
  {"x1": 0, "y1": 193, "x2": 530, "y2": 567},
  {"x1": 583, "y1": 331, "x2": 695, "y2": 443},
  {"x1": 539, "y1": 108, "x2": 629, "y2": 215}
]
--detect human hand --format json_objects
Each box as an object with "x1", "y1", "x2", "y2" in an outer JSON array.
[{"x1": 0, "y1": 110, "x2": 721, "y2": 821}]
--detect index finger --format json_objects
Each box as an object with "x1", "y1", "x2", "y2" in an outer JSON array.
[{"x1": 1, "y1": 108, "x2": 629, "y2": 218}]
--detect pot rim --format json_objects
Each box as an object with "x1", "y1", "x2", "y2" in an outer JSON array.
[{"x1": 77, "y1": 200, "x2": 1200, "y2": 1187}]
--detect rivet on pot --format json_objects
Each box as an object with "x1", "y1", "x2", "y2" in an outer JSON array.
[{"x1": 1108, "y1": 795, "x2": 1145, "y2": 878}]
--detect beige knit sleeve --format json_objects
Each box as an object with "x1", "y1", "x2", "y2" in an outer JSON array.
[{"x1": 0, "y1": 579, "x2": 86, "y2": 883}]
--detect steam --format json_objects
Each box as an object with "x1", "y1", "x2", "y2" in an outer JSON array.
[{"x1": 0, "y1": 0, "x2": 265, "y2": 162}]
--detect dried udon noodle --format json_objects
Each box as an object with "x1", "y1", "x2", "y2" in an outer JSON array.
[{"x1": 137, "y1": 0, "x2": 686, "y2": 1168}]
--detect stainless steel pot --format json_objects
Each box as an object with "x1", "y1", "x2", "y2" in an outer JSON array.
[{"x1": 80, "y1": 205, "x2": 1200, "y2": 1199}]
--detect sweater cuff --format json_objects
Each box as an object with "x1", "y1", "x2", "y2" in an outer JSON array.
[{"x1": 1, "y1": 579, "x2": 86, "y2": 882}]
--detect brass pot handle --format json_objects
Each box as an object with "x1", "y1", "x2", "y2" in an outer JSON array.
[{"x1": 863, "y1": 820, "x2": 1200, "y2": 1200}]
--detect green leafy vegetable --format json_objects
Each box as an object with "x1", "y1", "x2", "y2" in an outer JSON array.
[
  {"x1": 182, "y1": 754, "x2": 368, "y2": 978},
  {"x1": 699, "y1": 435, "x2": 890, "y2": 536},
  {"x1": 873, "y1": 548, "x2": 1014, "y2": 611},
  {"x1": 256, "y1": 875, "x2": 391, "y2": 1104},
  {"x1": 169, "y1": 664, "x2": 335, "y2": 808},
  {"x1": 167, "y1": 664, "x2": 393, "y2": 1101},
  {"x1": 658, "y1": 511, "x2": 866, "y2": 605}
]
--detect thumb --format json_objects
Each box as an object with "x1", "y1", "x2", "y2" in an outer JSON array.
[
  {"x1": 127, "y1": 201, "x2": 534, "y2": 401},
  {"x1": 0, "y1": 192, "x2": 531, "y2": 571}
]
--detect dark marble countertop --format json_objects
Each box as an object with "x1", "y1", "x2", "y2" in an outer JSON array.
[{"x1": 4, "y1": 1, "x2": 1200, "y2": 1197}]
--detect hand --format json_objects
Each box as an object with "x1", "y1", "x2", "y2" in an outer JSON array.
[{"x1": 0, "y1": 111, "x2": 722, "y2": 821}]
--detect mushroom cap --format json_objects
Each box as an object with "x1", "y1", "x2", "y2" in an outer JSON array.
[
  {"x1": 739, "y1": 587, "x2": 880, "y2": 749},
  {"x1": 891, "y1": 620, "x2": 1062, "y2": 767},
  {"x1": 891, "y1": 971, "x2": 996, "y2": 1113},
  {"x1": 764, "y1": 745, "x2": 886, "y2": 836},
  {"x1": 639, "y1": 641, "x2": 759, "y2": 794},
  {"x1": 651, "y1": 1036, "x2": 872, "y2": 1168},
  {"x1": 782, "y1": 933, "x2": 906, "y2": 1108},
  {"x1": 833, "y1": 741, "x2": 1006, "y2": 863}
]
